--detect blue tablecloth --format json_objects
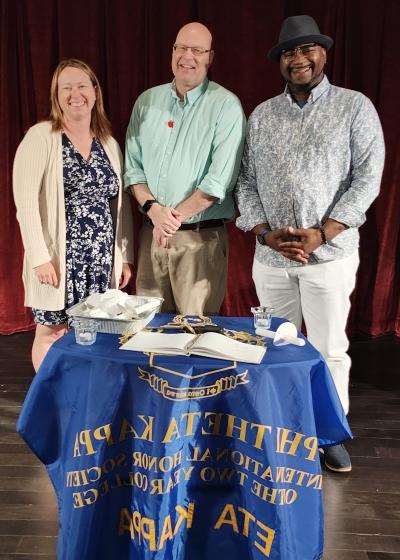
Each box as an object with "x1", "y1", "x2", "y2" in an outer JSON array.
[{"x1": 17, "y1": 315, "x2": 351, "y2": 560}]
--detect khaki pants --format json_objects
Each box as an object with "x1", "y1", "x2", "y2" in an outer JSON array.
[{"x1": 136, "y1": 223, "x2": 229, "y2": 315}]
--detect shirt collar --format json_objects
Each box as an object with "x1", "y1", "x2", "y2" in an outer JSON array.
[
  {"x1": 171, "y1": 78, "x2": 209, "y2": 106},
  {"x1": 284, "y1": 75, "x2": 330, "y2": 105}
]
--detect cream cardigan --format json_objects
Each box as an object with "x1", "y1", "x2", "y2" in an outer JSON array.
[{"x1": 13, "y1": 122, "x2": 134, "y2": 311}]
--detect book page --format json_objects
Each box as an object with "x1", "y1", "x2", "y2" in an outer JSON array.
[
  {"x1": 120, "y1": 332, "x2": 197, "y2": 355},
  {"x1": 120, "y1": 331, "x2": 266, "y2": 363},
  {"x1": 190, "y1": 332, "x2": 266, "y2": 364}
]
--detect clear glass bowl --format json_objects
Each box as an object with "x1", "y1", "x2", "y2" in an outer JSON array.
[
  {"x1": 250, "y1": 306, "x2": 274, "y2": 329},
  {"x1": 71, "y1": 319, "x2": 100, "y2": 346}
]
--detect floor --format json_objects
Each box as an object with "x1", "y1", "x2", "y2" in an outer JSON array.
[{"x1": 0, "y1": 331, "x2": 399, "y2": 559}]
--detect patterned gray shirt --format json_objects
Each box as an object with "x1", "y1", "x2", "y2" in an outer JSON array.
[{"x1": 235, "y1": 76, "x2": 385, "y2": 267}]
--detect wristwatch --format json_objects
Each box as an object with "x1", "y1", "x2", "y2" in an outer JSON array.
[
  {"x1": 256, "y1": 226, "x2": 272, "y2": 246},
  {"x1": 141, "y1": 199, "x2": 158, "y2": 214}
]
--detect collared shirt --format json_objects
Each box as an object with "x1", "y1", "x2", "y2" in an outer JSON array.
[
  {"x1": 124, "y1": 79, "x2": 246, "y2": 222},
  {"x1": 235, "y1": 76, "x2": 385, "y2": 266}
]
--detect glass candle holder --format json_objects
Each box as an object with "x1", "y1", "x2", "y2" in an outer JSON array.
[
  {"x1": 71, "y1": 320, "x2": 99, "y2": 346},
  {"x1": 251, "y1": 306, "x2": 274, "y2": 330}
]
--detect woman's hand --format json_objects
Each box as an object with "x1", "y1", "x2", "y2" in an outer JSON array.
[
  {"x1": 119, "y1": 263, "x2": 133, "y2": 289},
  {"x1": 34, "y1": 261, "x2": 59, "y2": 286}
]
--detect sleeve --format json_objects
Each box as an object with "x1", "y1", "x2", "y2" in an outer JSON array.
[
  {"x1": 12, "y1": 126, "x2": 52, "y2": 268},
  {"x1": 123, "y1": 95, "x2": 148, "y2": 190},
  {"x1": 329, "y1": 95, "x2": 385, "y2": 228},
  {"x1": 109, "y1": 139, "x2": 135, "y2": 265},
  {"x1": 121, "y1": 188, "x2": 135, "y2": 264},
  {"x1": 235, "y1": 114, "x2": 269, "y2": 232},
  {"x1": 197, "y1": 95, "x2": 246, "y2": 202}
]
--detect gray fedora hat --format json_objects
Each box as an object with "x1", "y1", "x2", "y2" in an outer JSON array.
[{"x1": 268, "y1": 15, "x2": 333, "y2": 62}]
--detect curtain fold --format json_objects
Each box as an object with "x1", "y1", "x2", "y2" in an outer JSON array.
[{"x1": 1, "y1": 0, "x2": 398, "y2": 336}]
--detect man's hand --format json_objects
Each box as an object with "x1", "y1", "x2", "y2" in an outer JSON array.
[
  {"x1": 266, "y1": 228, "x2": 310, "y2": 264},
  {"x1": 148, "y1": 204, "x2": 182, "y2": 236},
  {"x1": 279, "y1": 227, "x2": 322, "y2": 261},
  {"x1": 153, "y1": 226, "x2": 169, "y2": 248},
  {"x1": 119, "y1": 263, "x2": 133, "y2": 289},
  {"x1": 34, "y1": 261, "x2": 59, "y2": 286}
]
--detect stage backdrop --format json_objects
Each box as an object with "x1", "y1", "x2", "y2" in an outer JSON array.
[{"x1": 1, "y1": 0, "x2": 399, "y2": 336}]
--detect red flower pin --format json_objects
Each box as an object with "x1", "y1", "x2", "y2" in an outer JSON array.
[{"x1": 167, "y1": 120, "x2": 175, "y2": 128}]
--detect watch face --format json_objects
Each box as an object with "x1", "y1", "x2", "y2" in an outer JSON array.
[{"x1": 257, "y1": 234, "x2": 266, "y2": 245}]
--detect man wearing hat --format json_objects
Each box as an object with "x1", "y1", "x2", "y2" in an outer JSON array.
[{"x1": 236, "y1": 15, "x2": 385, "y2": 472}]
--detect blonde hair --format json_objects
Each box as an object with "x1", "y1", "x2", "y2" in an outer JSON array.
[{"x1": 50, "y1": 58, "x2": 112, "y2": 142}]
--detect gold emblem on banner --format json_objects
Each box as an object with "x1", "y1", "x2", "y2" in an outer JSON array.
[
  {"x1": 138, "y1": 353, "x2": 250, "y2": 401},
  {"x1": 138, "y1": 367, "x2": 249, "y2": 401},
  {"x1": 121, "y1": 315, "x2": 262, "y2": 401}
]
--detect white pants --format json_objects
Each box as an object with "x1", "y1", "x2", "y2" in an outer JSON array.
[{"x1": 253, "y1": 252, "x2": 360, "y2": 414}]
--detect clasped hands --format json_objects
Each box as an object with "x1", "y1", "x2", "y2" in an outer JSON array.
[
  {"x1": 148, "y1": 204, "x2": 183, "y2": 247},
  {"x1": 267, "y1": 226, "x2": 324, "y2": 264},
  {"x1": 148, "y1": 206, "x2": 326, "y2": 259}
]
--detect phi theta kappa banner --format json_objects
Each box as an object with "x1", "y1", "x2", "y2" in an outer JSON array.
[{"x1": 17, "y1": 315, "x2": 351, "y2": 560}]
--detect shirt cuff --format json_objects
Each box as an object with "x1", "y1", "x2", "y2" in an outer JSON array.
[{"x1": 123, "y1": 171, "x2": 148, "y2": 191}]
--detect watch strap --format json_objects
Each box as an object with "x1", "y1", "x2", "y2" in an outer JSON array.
[
  {"x1": 258, "y1": 226, "x2": 271, "y2": 238},
  {"x1": 256, "y1": 226, "x2": 272, "y2": 246},
  {"x1": 141, "y1": 199, "x2": 158, "y2": 214}
]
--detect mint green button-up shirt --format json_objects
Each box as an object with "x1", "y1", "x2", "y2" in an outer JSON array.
[{"x1": 124, "y1": 79, "x2": 246, "y2": 223}]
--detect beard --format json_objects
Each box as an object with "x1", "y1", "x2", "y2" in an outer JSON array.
[
  {"x1": 289, "y1": 82, "x2": 315, "y2": 93},
  {"x1": 287, "y1": 69, "x2": 325, "y2": 94}
]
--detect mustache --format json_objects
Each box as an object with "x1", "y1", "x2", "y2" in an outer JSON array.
[{"x1": 288, "y1": 63, "x2": 314, "y2": 72}]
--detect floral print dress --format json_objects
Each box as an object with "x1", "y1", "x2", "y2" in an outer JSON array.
[{"x1": 32, "y1": 134, "x2": 119, "y2": 325}]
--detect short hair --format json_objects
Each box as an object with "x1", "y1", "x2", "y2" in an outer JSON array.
[{"x1": 49, "y1": 58, "x2": 112, "y2": 142}]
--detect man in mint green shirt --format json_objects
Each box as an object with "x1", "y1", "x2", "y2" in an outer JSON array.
[{"x1": 124, "y1": 22, "x2": 245, "y2": 315}]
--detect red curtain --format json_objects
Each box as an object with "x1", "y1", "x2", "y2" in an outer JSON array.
[{"x1": 1, "y1": 0, "x2": 399, "y2": 336}]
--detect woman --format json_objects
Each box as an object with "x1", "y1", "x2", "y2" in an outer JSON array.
[{"x1": 13, "y1": 59, "x2": 134, "y2": 371}]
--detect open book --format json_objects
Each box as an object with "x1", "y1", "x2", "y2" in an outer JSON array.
[{"x1": 120, "y1": 331, "x2": 266, "y2": 364}]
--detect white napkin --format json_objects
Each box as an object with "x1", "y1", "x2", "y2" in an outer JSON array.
[{"x1": 256, "y1": 322, "x2": 305, "y2": 347}]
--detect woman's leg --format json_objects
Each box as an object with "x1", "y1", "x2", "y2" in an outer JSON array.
[{"x1": 32, "y1": 323, "x2": 68, "y2": 372}]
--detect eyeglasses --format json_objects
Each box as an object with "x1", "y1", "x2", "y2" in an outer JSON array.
[
  {"x1": 173, "y1": 44, "x2": 211, "y2": 56},
  {"x1": 281, "y1": 43, "x2": 319, "y2": 60}
]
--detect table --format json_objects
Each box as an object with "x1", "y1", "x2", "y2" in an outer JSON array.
[{"x1": 17, "y1": 315, "x2": 351, "y2": 560}]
